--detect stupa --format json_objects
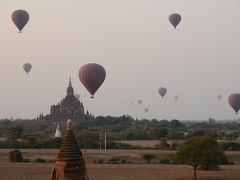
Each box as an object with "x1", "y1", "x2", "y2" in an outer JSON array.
[
  {"x1": 51, "y1": 119, "x2": 88, "y2": 180},
  {"x1": 54, "y1": 125, "x2": 62, "y2": 138}
]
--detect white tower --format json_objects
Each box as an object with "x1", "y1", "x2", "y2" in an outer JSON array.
[{"x1": 55, "y1": 125, "x2": 62, "y2": 138}]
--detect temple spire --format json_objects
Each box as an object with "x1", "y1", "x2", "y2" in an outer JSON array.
[
  {"x1": 69, "y1": 77, "x2": 72, "y2": 87},
  {"x1": 51, "y1": 119, "x2": 87, "y2": 180},
  {"x1": 66, "y1": 77, "x2": 74, "y2": 96}
]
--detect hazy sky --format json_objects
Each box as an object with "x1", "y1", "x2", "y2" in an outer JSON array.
[{"x1": 0, "y1": 0, "x2": 240, "y2": 120}]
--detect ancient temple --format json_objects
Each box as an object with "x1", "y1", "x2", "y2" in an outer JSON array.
[
  {"x1": 51, "y1": 119, "x2": 88, "y2": 180},
  {"x1": 40, "y1": 78, "x2": 89, "y2": 121}
]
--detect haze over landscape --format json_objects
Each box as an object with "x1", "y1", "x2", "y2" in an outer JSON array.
[{"x1": 1, "y1": 0, "x2": 240, "y2": 120}]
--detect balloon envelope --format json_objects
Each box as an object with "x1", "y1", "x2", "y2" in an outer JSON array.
[
  {"x1": 79, "y1": 63, "x2": 106, "y2": 98},
  {"x1": 23, "y1": 63, "x2": 32, "y2": 74},
  {"x1": 138, "y1": 100, "x2": 142, "y2": 104},
  {"x1": 217, "y1": 94, "x2": 222, "y2": 101},
  {"x1": 12, "y1": 10, "x2": 29, "y2": 32},
  {"x1": 228, "y1": 93, "x2": 240, "y2": 114},
  {"x1": 158, "y1": 87, "x2": 167, "y2": 98},
  {"x1": 144, "y1": 108, "x2": 149, "y2": 113},
  {"x1": 169, "y1": 13, "x2": 181, "y2": 29},
  {"x1": 174, "y1": 96, "x2": 179, "y2": 101}
]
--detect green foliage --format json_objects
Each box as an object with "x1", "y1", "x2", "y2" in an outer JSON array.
[
  {"x1": 169, "y1": 120, "x2": 185, "y2": 129},
  {"x1": 1, "y1": 118, "x2": 239, "y2": 150},
  {"x1": 77, "y1": 132, "x2": 99, "y2": 149},
  {"x1": 160, "y1": 159, "x2": 170, "y2": 164},
  {"x1": 177, "y1": 136, "x2": 226, "y2": 179},
  {"x1": 159, "y1": 138, "x2": 169, "y2": 150},
  {"x1": 34, "y1": 158, "x2": 46, "y2": 163},
  {"x1": 108, "y1": 157, "x2": 120, "y2": 164},
  {"x1": 220, "y1": 142, "x2": 240, "y2": 151},
  {"x1": 23, "y1": 158, "x2": 30, "y2": 162},
  {"x1": 158, "y1": 120, "x2": 169, "y2": 128},
  {"x1": 95, "y1": 159, "x2": 105, "y2": 164},
  {"x1": 143, "y1": 154, "x2": 156, "y2": 164},
  {"x1": 152, "y1": 128, "x2": 168, "y2": 138},
  {"x1": 7, "y1": 125, "x2": 24, "y2": 139},
  {"x1": 9, "y1": 149, "x2": 23, "y2": 162},
  {"x1": 26, "y1": 136, "x2": 38, "y2": 148}
]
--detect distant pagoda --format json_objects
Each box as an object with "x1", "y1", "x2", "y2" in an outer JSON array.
[
  {"x1": 51, "y1": 119, "x2": 88, "y2": 180},
  {"x1": 37, "y1": 78, "x2": 93, "y2": 121},
  {"x1": 54, "y1": 125, "x2": 62, "y2": 138}
]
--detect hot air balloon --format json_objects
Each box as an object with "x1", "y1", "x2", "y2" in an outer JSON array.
[
  {"x1": 158, "y1": 87, "x2": 167, "y2": 98},
  {"x1": 12, "y1": 10, "x2": 29, "y2": 33},
  {"x1": 138, "y1": 100, "x2": 142, "y2": 104},
  {"x1": 144, "y1": 108, "x2": 149, "y2": 113},
  {"x1": 174, "y1": 96, "x2": 179, "y2": 101},
  {"x1": 74, "y1": 94, "x2": 80, "y2": 99},
  {"x1": 169, "y1": 13, "x2": 181, "y2": 29},
  {"x1": 23, "y1": 63, "x2": 32, "y2": 74},
  {"x1": 217, "y1": 94, "x2": 222, "y2": 101},
  {"x1": 79, "y1": 63, "x2": 106, "y2": 98},
  {"x1": 228, "y1": 93, "x2": 240, "y2": 114}
]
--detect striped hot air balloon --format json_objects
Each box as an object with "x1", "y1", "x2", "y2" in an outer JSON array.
[{"x1": 79, "y1": 63, "x2": 106, "y2": 98}]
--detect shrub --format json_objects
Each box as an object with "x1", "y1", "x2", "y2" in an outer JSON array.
[
  {"x1": 108, "y1": 157, "x2": 120, "y2": 164},
  {"x1": 160, "y1": 159, "x2": 170, "y2": 164},
  {"x1": 97, "y1": 159, "x2": 105, "y2": 164},
  {"x1": 23, "y1": 158, "x2": 30, "y2": 162},
  {"x1": 47, "y1": 160, "x2": 54, "y2": 163},
  {"x1": 34, "y1": 158, "x2": 46, "y2": 163},
  {"x1": 9, "y1": 149, "x2": 23, "y2": 162},
  {"x1": 143, "y1": 154, "x2": 156, "y2": 164}
]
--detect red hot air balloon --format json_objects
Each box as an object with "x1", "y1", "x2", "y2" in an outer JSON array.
[
  {"x1": 228, "y1": 93, "x2": 240, "y2": 114},
  {"x1": 79, "y1": 63, "x2": 106, "y2": 98},
  {"x1": 12, "y1": 10, "x2": 29, "y2": 33},
  {"x1": 169, "y1": 13, "x2": 181, "y2": 29}
]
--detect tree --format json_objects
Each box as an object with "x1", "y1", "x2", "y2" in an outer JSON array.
[
  {"x1": 158, "y1": 120, "x2": 169, "y2": 128},
  {"x1": 9, "y1": 149, "x2": 23, "y2": 162},
  {"x1": 177, "y1": 136, "x2": 225, "y2": 180},
  {"x1": 152, "y1": 128, "x2": 168, "y2": 138},
  {"x1": 169, "y1": 119, "x2": 184, "y2": 129},
  {"x1": 143, "y1": 154, "x2": 156, "y2": 164},
  {"x1": 26, "y1": 136, "x2": 38, "y2": 149},
  {"x1": 159, "y1": 138, "x2": 169, "y2": 150},
  {"x1": 7, "y1": 125, "x2": 24, "y2": 139}
]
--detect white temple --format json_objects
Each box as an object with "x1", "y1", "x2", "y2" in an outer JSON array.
[{"x1": 54, "y1": 125, "x2": 62, "y2": 138}]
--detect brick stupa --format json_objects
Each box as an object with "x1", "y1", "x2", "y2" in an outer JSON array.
[{"x1": 51, "y1": 119, "x2": 88, "y2": 180}]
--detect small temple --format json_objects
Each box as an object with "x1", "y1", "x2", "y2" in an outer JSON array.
[
  {"x1": 54, "y1": 125, "x2": 62, "y2": 138},
  {"x1": 51, "y1": 119, "x2": 88, "y2": 180}
]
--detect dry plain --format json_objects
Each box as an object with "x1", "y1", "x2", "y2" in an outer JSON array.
[{"x1": 0, "y1": 149, "x2": 240, "y2": 180}]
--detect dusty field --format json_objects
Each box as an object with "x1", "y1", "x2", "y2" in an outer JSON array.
[
  {"x1": 0, "y1": 149, "x2": 240, "y2": 180},
  {"x1": 118, "y1": 140, "x2": 160, "y2": 147}
]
